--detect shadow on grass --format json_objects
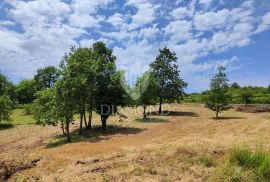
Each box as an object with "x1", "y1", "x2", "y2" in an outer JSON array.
[
  {"x1": 47, "y1": 125, "x2": 146, "y2": 148},
  {"x1": 135, "y1": 117, "x2": 168, "y2": 123},
  {"x1": 147, "y1": 111, "x2": 199, "y2": 117},
  {"x1": 0, "y1": 123, "x2": 14, "y2": 131},
  {"x1": 211, "y1": 116, "x2": 245, "y2": 120}
]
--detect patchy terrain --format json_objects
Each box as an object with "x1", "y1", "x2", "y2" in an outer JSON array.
[{"x1": 1, "y1": 104, "x2": 270, "y2": 181}]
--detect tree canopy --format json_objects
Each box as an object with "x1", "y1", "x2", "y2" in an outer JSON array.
[
  {"x1": 150, "y1": 47, "x2": 187, "y2": 114},
  {"x1": 204, "y1": 66, "x2": 231, "y2": 118}
]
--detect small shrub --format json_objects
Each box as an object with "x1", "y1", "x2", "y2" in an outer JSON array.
[{"x1": 23, "y1": 104, "x2": 32, "y2": 115}]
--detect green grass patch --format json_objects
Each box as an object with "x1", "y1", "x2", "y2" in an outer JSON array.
[
  {"x1": 11, "y1": 108, "x2": 35, "y2": 125},
  {"x1": 230, "y1": 147, "x2": 270, "y2": 179}
]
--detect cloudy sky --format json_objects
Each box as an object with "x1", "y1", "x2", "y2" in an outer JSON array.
[{"x1": 0, "y1": 0, "x2": 270, "y2": 92}]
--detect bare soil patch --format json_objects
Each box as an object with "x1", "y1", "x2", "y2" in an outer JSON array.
[{"x1": 235, "y1": 105, "x2": 270, "y2": 113}]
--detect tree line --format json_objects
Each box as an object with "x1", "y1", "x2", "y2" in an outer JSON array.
[
  {"x1": 0, "y1": 42, "x2": 187, "y2": 142},
  {"x1": 1, "y1": 41, "x2": 269, "y2": 140}
]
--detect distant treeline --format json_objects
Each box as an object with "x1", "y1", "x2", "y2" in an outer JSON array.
[{"x1": 184, "y1": 83, "x2": 270, "y2": 104}]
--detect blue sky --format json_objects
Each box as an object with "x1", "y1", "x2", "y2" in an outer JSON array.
[{"x1": 0, "y1": 0, "x2": 270, "y2": 92}]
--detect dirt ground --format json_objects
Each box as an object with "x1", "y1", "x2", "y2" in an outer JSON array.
[{"x1": 1, "y1": 104, "x2": 270, "y2": 181}]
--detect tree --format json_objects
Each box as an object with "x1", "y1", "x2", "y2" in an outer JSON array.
[
  {"x1": 32, "y1": 88, "x2": 57, "y2": 126},
  {"x1": 205, "y1": 66, "x2": 231, "y2": 119},
  {"x1": 240, "y1": 89, "x2": 253, "y2": 106},
  {"x1": 34, "y1": 66, "x2": 59, "y2": 89},
  {"x1": 0, "y1": 73, "x2": 16, "y2": 104},
  {"x1": 135, "y1": 72, "x2": 158, "y2": 119},
  {"x1": 268, "y1": 85, "x2": 270, "y2": 94},
  {"x1": 231, "y1": 82, "x2": 240, "y2": 89},
  {"x1": 60, "y1": 46, "x2": 98, "y2": 133},
  {"x1": 32, "y1": 79, "x2": 76, "y2": 142},
  {"x1": 150, "y1": 47, "x2": 187, "y2": 114},
  {"x1": 0, "y1": 95, "x2": 13, "y2": 123},
  {"x1": 16, "y1": 79, "x2": 38, "y2": 104},
  {"x1": 93, "y1": 42, "x2": 126, "y2": 132}
]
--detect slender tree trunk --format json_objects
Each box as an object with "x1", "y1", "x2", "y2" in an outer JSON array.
[
  {"x1": 215, "y1": 110, "x2": 219, "y2": 119},
  {"x1": 83, "y1": 109, "x2": 88, "y2": 128},
  {"x1": 245, "y1": 100, "x2": 248, "y2": 107},
  {"x1": 88, "y1": 111, "x2": 92, "y2": 130},
  {"x1": 101, "y1": 115, "x2": 107, "y2": 132},
  {"x1": 87, "y1": 94, "x2": 93, "y2": 129},
  {"x1": 143, "y1": 105, "x2": 147, "y2": 120},
  {"x1": 65, "y1": 119, "x2": 71, "y2": 142},
  {"x1": 79, "y1": 112, "x2": 83, "y2": 135},
  {"x1": 61, "y1": 121, "x2": 66, "y2": 135},
  {"x1": 158, "y1": 97, "x2": 162, "y2": 115}
]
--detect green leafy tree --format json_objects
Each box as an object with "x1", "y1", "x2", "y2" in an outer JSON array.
[
  {"x1": 150, "y1": 47, "x2": 187, "y2": 114},
  {"x1": 34, "y1": 66, "x2": 59, "y2": 89},
  {"x1": 60, "y1": 46, "x2": 98, "y2": 133},
  {"x1": 268, "y1": 85, "x2": 270, "y2": 94},
  {"x1": 135, "y1": 72, "x2": 158, "y2": 119},
  {"x1": 32, "y1": 79, "x2": 76, "y2": 142},
  {"x1": 93, "y1": 42, "x2": 126, "y2": 132},
  {"x1": 16, "y1": 79, "x2": 38, "y2": 104},
  {"x1": 205, "y1": 66, "x2": 231, "y2": 118},
  {"x1": 231, "y1": 82, "x2": 240, "y2": 89},
  {"x1": 32, "y1": 88, "x2": 57, "y2": 126},
  {"x1": 0, "y1": 95, "x2": 13, "y2": 123},
  {"x1": 0, "y1": 73, "x2": 16, "y2": 104},
  {"x1": 240, "y1": 89, "x2": 253, "y2": 106}
]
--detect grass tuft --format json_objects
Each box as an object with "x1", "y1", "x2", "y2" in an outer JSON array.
[{"x1": 230, "y1": 147, "x2": 270, "y2": 179}]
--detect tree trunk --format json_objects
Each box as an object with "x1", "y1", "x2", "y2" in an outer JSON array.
[
  {"x1": 79, "y1": 112, "x2": 83, "y2": 135},
  {"x1": 101, "y1": 116, "x2": 107, "y2": 132},
  {"x1": 158, "y1": 97, "x2": 162, "y2": 115},
  {"x1": 83, "y1": 110, "x2": 88, "y2": 128},
  {"x1": 143, "y1": 105, "x2": 147, "y2": 120},
  {"x1": 65, "y1": 119, "x2": 71, "y2": 142},
  {"x1": 245, "y1": 100, "x2": 248, "y2": 107},
  {"x1": 87, "y1": 95, "x2": 93, "y2": 130},
  {"x1": 215, "y1": 110, "x2": 219, "y2": 119},
  {"x1": 61, "y1": 121, "x2": 66, "y2": 135},
  {"x1": 88, "y1": 111, "x2": 92, "y2": 130}
]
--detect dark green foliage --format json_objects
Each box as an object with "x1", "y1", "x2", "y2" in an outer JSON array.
[
  {"x1": 60, "y1": 46, "x2": 98, "y2": 133},
  {"x1": 34, "y1": 66, "x2": 59, "y2": 89},
  {"x1": 204, "y1": 66, "x2": 231, "y2": 118},
  {"x1": 135, "y1": 72, "x2": 158, "y2": 119},
  {"x1": 93, "y1": 42, "x2": 126, "y2": 132},
  {"x1": 0, "y1": 73, "x2": 16, "y2": 104},
  {"x1": 231, "y1": 82, "x2": 240, "y2": 89},
  {"x1": 150, "y1": 47, "x2": 187, "y2": 114},
  {"x1": 240, "y1": 89, "x2": 253, "y2": 106},
  {"x1": 0, "y1": 95, "x2": 13, "y2": 122},
  {"x1": 16, "y1": 79, "x2": 38, "y2": 104}
]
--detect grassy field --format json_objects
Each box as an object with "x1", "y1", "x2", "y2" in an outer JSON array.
[{"x1": 1, "y1": 104, "x2": 270, "y2": 181}]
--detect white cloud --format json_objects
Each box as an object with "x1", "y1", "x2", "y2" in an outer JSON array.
[
  {"x1": 71, "y1": 0, "x2": 112, "y2": 14},
  {"x1": 107, "y1": 13, "x2": 127, "y2": 29},
  {"x1": 138, "y1": 25, "x2": 159, "y2": 39},
  {"x1": 170, "y1": 7, "x2": 192, "y2": 20},
  {"x1": 164, "y1": 20, "x2": 192, "y2": 42},
  {"x1": 194, "y1": 9, "x2": 230, "y2": 31},
  {"x1": 69, "y1": 13, "x2": 100, "y2": 28},
  {"x1": 0, "y1": 21, "x2": 15, "y2": 26},
  {"x1": 255, "y1": 12, "x2": 270, "y2": 33},
  {"x1": 126, "y1": 0, "x2": 160, "y2": 29}
]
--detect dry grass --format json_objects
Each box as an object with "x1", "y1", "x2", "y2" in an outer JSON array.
[{"x1": 1, "y1": 104, "x2": 270, "y2": 181}]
